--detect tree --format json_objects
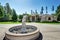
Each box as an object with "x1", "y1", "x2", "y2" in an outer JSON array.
[
  {"x1": 0, "y1": 3, "x2": 17, "y2": 21},
  {"x1": 40, "y1": 6, "x2": 44, "y2": 14},
  {"x1": 31, "y1": 10, "x2": 34, "y2": 14},
  {"x1": 5, "y1": 3, "x2": 12, "y2": 20},
  {"x1": 56, "y1": 5, "x2": 60, "y2": 21},
  {"x1": 23, "y1": 11, "x2": 28, "y2": 15},
  {"x1": 46, "y1": 6, "x2": 48, "y2": 14},
  {"x1": 19, "y1": 15, "x2": 23, "y2": 22},
  {"x1": 5, "y1": 3, "x2": 11, "y2": 14},
  {"x1": 0, "y1": 3, "x2": 3, "y2": 18},
  {"x1": 52, "y1": 5, "x2": 54, "y2": 15},
  {"x1": 12, "y1": 9, "x2": 17, "y2": 21},
  {"x1": 35, "y1": 10, "x2": 38, "y2": 15},
  {"x1": 56, "y1": 5, "x2": 60, "y2": 15},
  {"x1": 57, "y1": 13, "x2": 60, "y2": 21},
  {"x1": 52, "y1": 5, "x2": 54, "y2": 11}
]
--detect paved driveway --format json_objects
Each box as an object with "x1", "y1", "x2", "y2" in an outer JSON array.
[{"x1": 0, "y1": 23, "x2": 60, "y2": 40}]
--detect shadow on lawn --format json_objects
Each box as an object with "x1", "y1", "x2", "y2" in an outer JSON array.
[{"x1": 3, "y1": 32, "x2": 43, "y2": 40}]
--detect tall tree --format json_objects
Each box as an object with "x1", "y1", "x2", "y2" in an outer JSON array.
[
  {"x1": 0, "y1": 3, "x2": 3, "y2": 18},
  {"x1": 12, "y1": 9, "x2": 17, "y2": 21},
  {"x1": 5, "y1": 3, "x2": 11, "y2": 14},
  {"x1": 56, "y1": 5, "x2": 60, "y2": 21},
  {"x1": 35, "y1": 10, "x2": 38, "y2": 15},
  {"x1": 31, "y1": 10, "x2": 33, "y2": 14},
  {"x1": 19, "y1": 15, "x2": 23, "y2": 22},
  {"x1": 46, "y1": 6, "x2": 48, "y2": 14},
  {"x1": 31, "y1": 10, "x2": 34, "y2": 15},
  {"x1": 52, "y1": 5, "x2": 54, "y2": 11},
  {"x1": 56, "y1": 5, "x2": 60, "y2": 15},
  {"x1": 52, "y1": 5, "x2": 54, "y2": 14},
  {"x1": 5, "y1": 3, "x2": 12, "y2": 20},
  {"x1": 40, "y1": 6, "x2": 44, "y2": 14}
]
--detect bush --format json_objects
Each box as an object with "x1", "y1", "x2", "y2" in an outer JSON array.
[
  {"x1": 41, "y1": 21, "x2": 58, "y2": 23},
  {"x1": 41, "y1": 21, "x2": 51, "y2": 23},
  {"x1": 52, "y1": 20, "x2": 58, "y2": 23}
]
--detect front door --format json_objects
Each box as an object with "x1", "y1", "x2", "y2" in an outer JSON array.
[{"x1": 32, "y1": 16, "x2": 35, "y2": 22}]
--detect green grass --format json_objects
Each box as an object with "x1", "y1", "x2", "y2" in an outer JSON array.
[
  {"x1": 0, "y1": 22, "x2": 21, "y2": 24},
  {"x1": 0, "y1": 21, "x2": 60, "y2": 24},
  {"x1": 36, "y1": 22, "x2": 60, "y2": 24}
]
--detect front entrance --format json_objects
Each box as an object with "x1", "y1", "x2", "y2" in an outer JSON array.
[
  {"x1": 32, "y1": 16, "x2": 35, "y2": 22},
  {"x1": 48, "y1": 17, "x2": 51, "y2": 20}
]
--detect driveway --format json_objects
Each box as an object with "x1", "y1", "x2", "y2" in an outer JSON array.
[{"x1": 0, "y1": 23, "x2": 60, "y2": 40}]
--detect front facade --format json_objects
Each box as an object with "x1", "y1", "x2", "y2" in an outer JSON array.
[{"x1": 29, "y1": 14, "x2": 57, "y2": 22}]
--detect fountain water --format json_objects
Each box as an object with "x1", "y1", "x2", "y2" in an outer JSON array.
[{"x1": 5, "y1": 15, "x2": 40, "y2": 40}]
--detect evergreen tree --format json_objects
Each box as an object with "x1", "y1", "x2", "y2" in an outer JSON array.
[
  {"x1": 52, "y1": 5, "x2": 54, "y2": 14},
  {"x1": 31, "y1": 10, "x2": 33, "y2": 14},
  {"x1": 52, "y1": 5, "x2": 54, "y2": 11},
  {"x1": 56, "y1": 5, "x2": 60, "y2": 21},
  {"x1": 5, "y1": 3, "x2": 12, "y2": 20},
  {"x1": 40, "y1": 6, "x2": 44, "y2": 14},
  {"x1": 35, "y1": 10, "x2": 38, "y2": 15},
  {"x1": 19, "y1": 15, "x2": 23, "y2": 22},
  {"x1": 46, "y1": 6, "x2": 48, "y2": 14},
  {"x1": 12, "y1": 9, "x2": 17, "y2": 21},
  {"x1": 6, "y1": 3, "x2": 11, "y2": 14},
  {"x1": 56, "y1": 5, "x2": 60, "y2": 15},
  {"x1": 0, "y1": 3, "x2": 3, "y2": 18}
]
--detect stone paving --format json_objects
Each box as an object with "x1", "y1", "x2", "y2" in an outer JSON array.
[{"x1": 0, "y1": 23, "x2": 60, "y2": 40}]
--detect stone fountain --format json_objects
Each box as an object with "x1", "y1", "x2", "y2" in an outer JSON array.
[{"x1": 4, "y1": 15, "x2": 41, "y2": 40}]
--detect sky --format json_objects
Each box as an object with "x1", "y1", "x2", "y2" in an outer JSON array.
[{"x1": 0, "y1": 0, "x2": 60, "y2": 15}]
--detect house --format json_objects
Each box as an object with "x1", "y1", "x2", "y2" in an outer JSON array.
[{"x1": 29, "y1": 14, "x2": 57, "y2": 22}]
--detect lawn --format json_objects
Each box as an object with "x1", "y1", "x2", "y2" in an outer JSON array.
[
  {"x1": 36, "y1": 22, "x2": 60, "y2": 24},
  {"x1": 0, "y1": 22, "x2": 21, "y2": 24},
  {"x1": 0, "y1": 22, "x2": 60, "y2": 24}
]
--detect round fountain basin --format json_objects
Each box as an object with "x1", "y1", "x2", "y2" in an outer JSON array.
[{"x1": 5, "y1": 25, "x2": 40, "y2": 40}]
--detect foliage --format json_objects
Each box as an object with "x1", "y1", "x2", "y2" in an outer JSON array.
[
  {"x1": 0, "y1": 3, "x2": 17, "y2": 22},
  {"x1": 5, "y1": 3, "x2": 12, "y2": 20},
  {"x1": 40, "y1": 6, "x2": 44, "y2": 14},
  {"x1": 0, "y1": 22, "x2": 21, "y2": 24},
  {"x1": 0, "y1": 4, "x2": 3, "y2": 18},
  {"x1": 19, "y1": 15, "x2": 23, "y2": 22},
  {"x1": 57, "y1": 13, "x2": 60, "y2": 21},
  {"x1": 41, "y1": 21, "x2": 58, "y2": 23},
  {"x1": 56, "y1": 5, "x2": 60, "y2": 21},
  {"x1": 52, "y1": 5, "x2": 54, "y2": 11},
  {"x1": 31, "y1": 10, "x2": 34, "y2": 14},
  {"x1": 35, "y1": 10, "x2": 38, "y2": 14},
  {"x1": 19, "y1": 15, "x2": 23, "y2": 19},
  {"x1": 56, "y1": 5, "x2": 60, "y2": 15},
  {"x1": 12, "y1": 9, "x2": 17, "y2": 21},
  {"x1": 6, "y1": 3, "x2": 12, "y2": 14},
  {"x1": 46, "y1": 6, "x2": 48, "y2": 13}
]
